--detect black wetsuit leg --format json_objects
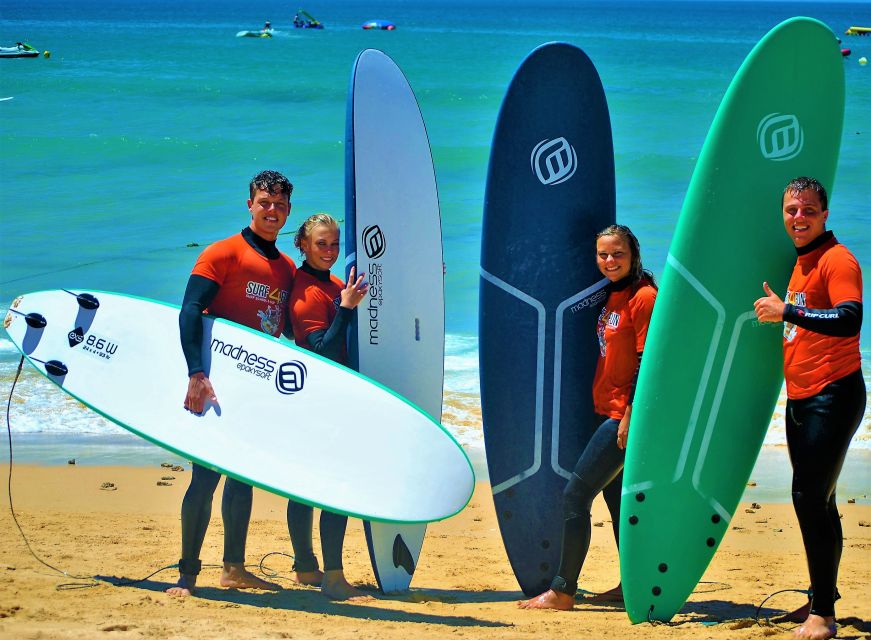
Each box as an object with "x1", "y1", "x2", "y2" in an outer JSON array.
[
  {"x1": 550, "y1": 417, "x2": 626, "y2": 596},
  {"x1": 320, "y1": 510, "x2": 349, "y2": 572},
  {"x1": 178, "y1": 463, "x2": 221, "y2": 575},
  {"x1": 287, "y1": 500, "x2": 320, "y2": 572},
  {"x1": 602, "y1": 468, "x2": 623, "y2": 549},
  {"x1": 786, "y1": 368, "x2": 865, "y2": 618},
  {"x1": 221, "y1": 476, "x2": 253, "y2": 564}
]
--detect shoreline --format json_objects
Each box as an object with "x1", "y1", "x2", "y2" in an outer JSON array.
[
  {"x1": 0, "y1": 464, "x2": 868, "y2": 639},
  {"x1": 6, "y1": 431, "x2": 870, "y2": 505}
]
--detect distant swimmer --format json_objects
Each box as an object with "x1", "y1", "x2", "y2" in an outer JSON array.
[
  {"x1": 519, "y1": 224, "x2": 657, "y2": 611},
  {"x1": 754, "y1": 177, "x2": 864, "y2": 640}
]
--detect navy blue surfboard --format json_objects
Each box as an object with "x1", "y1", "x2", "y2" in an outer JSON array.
[{"x1": 479, "y1": 43, "x2": 615, "y2": 596}]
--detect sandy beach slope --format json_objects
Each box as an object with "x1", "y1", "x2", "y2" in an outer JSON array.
[{"x1": 0, "y1": 464, "x2": 868, "y2": 639}]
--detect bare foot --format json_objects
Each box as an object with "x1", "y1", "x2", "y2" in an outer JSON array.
[
  {"x1": 166, "y1": 573, "x2": 197, "y2": 597},
  {"x1": 220, "y1": 562, "x2": 282, "y2": 591},
  {"x1": 292, "y1": 569, "x2": 324, "y2": 587},
  {"x1": 517, "y1": 589, "x2": 574, "y2": 610},
  {"x1": 775, "y1": 600, "x2": 811, "y2": 624},
  {"x1": 585, "y1": 585, "x2": 623, "y2": 603},
  {"x1": 321, "y1": 570, "x2": 373, "y2": 601},
  {"x1": 794, "y1": 614, "x2": 836, "y2": 640}
]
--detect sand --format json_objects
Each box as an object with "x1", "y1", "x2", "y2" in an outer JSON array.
[{"x1": 0, "y1": 463, "x2": 868, "y2": 639}]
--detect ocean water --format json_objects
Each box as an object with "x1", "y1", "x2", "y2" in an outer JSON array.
[{"x1": 1, "y1": 1, "x2": 869, "y2": 488}]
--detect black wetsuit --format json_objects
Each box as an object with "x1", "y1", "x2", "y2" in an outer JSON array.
[
  {"x1": 286, "y1": 261, "x2": 353, "y2": 573},
  {"x1": 781, "y1": 232, "x2": 865, "y2": 617},
  {"x1": 176, "y1": 228, "x2": 289, "y2": 576}
]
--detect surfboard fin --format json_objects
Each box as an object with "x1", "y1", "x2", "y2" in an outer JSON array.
[{"x1": 392, "y1": 534, "x2": 415, "y2": 575}]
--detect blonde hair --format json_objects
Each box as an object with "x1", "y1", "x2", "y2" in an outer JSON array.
[{"x1": 293, "y1": 213, "x2": 340, "y2": 254}]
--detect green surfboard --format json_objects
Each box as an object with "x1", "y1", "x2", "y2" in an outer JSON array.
[{"x1": 619, "y1": 17, "x2": 845, "y2": 623}]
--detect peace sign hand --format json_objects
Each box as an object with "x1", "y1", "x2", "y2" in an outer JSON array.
[{"x1": 340, "y1": 266, "x2": 369, "y2": 309}]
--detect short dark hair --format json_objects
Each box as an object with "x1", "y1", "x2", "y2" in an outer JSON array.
[
  {"x1": 783, "y1": 176, "x2": 827, "y2": 211},
  {"x1": 249, "y1": 170, "x2": 293, "y2": 200}
]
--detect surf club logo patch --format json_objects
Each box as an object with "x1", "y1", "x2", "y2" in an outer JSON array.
[
  {"x1": 246, "y1": 281, "x2": 289, "y2": 305},
  {"x1": 257, "y1": 304, "x2": 283, "y2": 336},
  {"x1": 275, "y1": 360, "x2": 307, "y2": 395},
  {"x1": 531, "y1": 137, "x2": 577, "y2": 186},
  {"x1": 596, "y1": 308, "x2": 620, "y2": 357},
  {"x1": 782, "y1": 289, "x2": 806, "y2": 342},
  {"x1": 362, "y1": 225, "x2": 386, "y2": 259},
  {"x1": 757, "y1": 113, "x2": 804, "y2": 161}
]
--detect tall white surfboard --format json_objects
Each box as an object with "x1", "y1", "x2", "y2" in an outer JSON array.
[
  {"x1": 4, "y1": 290, "x2": 472, "y2": 523},
  {"x1": 345, "y1": 49, "x2": 447, "y2": 593}
]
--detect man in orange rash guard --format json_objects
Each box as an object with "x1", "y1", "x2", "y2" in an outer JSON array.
[
  {"x1": 166, "y1": 170, "x2": 297, "y2": 597},
  {"x1": 754, "y1": 177, "x2": 864, "y2": 640}
]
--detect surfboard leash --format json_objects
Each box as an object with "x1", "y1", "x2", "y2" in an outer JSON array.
[
  {"x1": 4, "y1": 359, "x2": 304, "y2": 592},
  {"x1": 754, "y1": 588, "x2": 814, "y2": 631},
  {"x1": 5, "y1": 355, "x2": 98, "y2": 588}
]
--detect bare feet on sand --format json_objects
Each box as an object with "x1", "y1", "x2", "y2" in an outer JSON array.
[
  {"x1": 321, "y1": 570, "x2": 372, "y2": 601},
  {"x1": 585, "y1": 585, "x2": 623, "y2": 603},
  {"x1": 793, "y1": 614, "x2": 837, "y2": 640},
  {"x1": 220, "y1": 562, "x2": 282, "y2": 591},
  {"x1": 775, "y1": 600, "x2": 811, "y2": 623},
  {"x1": 517, "y1": 589, "x2": 574, "y2": 610},
  {"x1": 166, "y1": 573, "x2": 197, "y2": 597},
  {"x1": 292, "y1": 569, "x2": 324, "y2": 587}
]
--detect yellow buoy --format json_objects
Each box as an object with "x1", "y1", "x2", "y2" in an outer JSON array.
[
  {"x1": 860, "y1": 57, "x2": 868, "y2": 66},
  {"x1": 43, "y1": 50, "x2": 51, "y2": 58}
]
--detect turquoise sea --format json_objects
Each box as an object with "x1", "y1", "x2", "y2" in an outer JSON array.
[{"x1": 1, "y1": 0, "x2": 868, "y2": 499}]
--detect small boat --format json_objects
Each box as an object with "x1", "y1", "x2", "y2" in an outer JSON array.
[
  {"x1": 0, "y1": 42, "x2": 40, "y2": 58},
  {"x1": 236, "y1": 29, "x2": 273, "y2": 38},
  {"x1": 845, "y1": 26, "x2": 870, "y2": 36},
  {"x1": 293, "y1": 9, "x2": 324, "y2": 29},
  {"x1": 362, "y1": 20, "x2": 395, "y2": 31}
]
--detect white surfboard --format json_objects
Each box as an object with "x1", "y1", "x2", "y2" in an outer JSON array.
[
  {"x1": 345, "y1": 49, "x2": 446, "y2": 593},
  {"x1": 3, "y1": 290, "x2": 473, "y2": 523}
]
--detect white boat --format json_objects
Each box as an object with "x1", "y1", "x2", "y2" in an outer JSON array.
[{"x1": 1, "y1": 43, "x2": 41, "y2": 58}]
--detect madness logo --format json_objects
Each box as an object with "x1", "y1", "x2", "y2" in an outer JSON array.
[
  {"x1": 362, "y1": 225, "x2": 386, "y2": 259},
  {"x1": 275, "y1": 361, "x2": 307, "y2": 395},
  {"x1": 211, "y1": 338, "x2": 277, "y2": 380},
  {"x1": 365, "y1": 262, "x2": 384, "y2": 345},
  {"x1": 757, "y1": 113, "x2": 804, "y2": 162},
  {"x1": 246, "y1": 281, "x2": 289, "y2": 304},
  {"x1": 531, "y1": 137, "x2": 577, "y2": 186},
  {"x1": 361, "y1": 226, "x2": 387, "y2": 346},
  {"x1": 570, "y1": 288, "x2": 607, "y2": 315}
]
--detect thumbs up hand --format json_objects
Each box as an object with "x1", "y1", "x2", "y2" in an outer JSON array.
[{"x1": 753, "y1": 282, "x2": 786, "y2": 323}]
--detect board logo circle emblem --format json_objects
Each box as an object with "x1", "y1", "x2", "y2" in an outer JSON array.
[
  {"x1": 362, "y1": 225, "x2": 386, "y2": 259},
  {"x1": 531, "y1": 137, "x2": 577, "y2": 185},
  {"x1": 275, "y1": 360, "x2": 307, "y2": 395},
  {"x1": 68, "y1": 326, "x2": 85, "y2": 347},
  {"x1": 757, "y1": 113, "x2": 804, "y2": 161}
]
